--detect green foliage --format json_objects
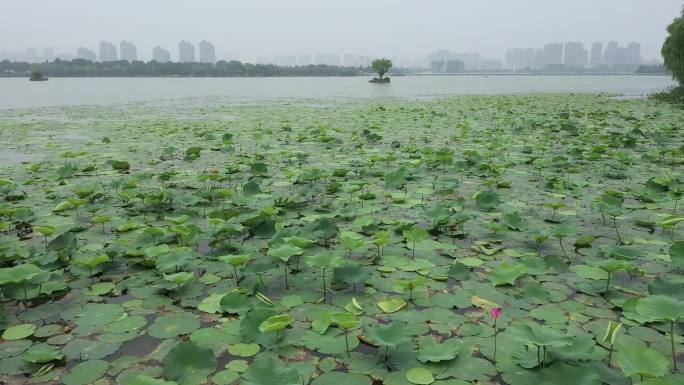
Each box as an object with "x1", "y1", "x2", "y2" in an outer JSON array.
[
  {"x1": 663, "y1": 8, "x2": 684, "y2": 85},
  {"x1": 162, "y1": 341, "x2": 217, "y2": 383},
  {"x1": 0, "y1": 93, "x2": 683, "y2": 385},
  {"x1": 240, "y1": 354, "x2": 300, "y2": 385},
  {"x1": 371, "y1": 58, "x2": 393, "y2": 79}
]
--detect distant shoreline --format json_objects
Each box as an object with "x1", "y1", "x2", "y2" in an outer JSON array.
[
  {"x1": 0, "y1": 59, "x2": 668, "y2": 78},
  {"x1": 0, "y1": 73, "x2": 670, "y2": 78}
]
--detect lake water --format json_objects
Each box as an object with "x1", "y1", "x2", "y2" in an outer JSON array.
[{"x1": 0, "y1": 75, "x2": 675, "y2": 110}]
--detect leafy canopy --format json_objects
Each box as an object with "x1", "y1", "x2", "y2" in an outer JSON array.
[{"x1": 371, "y1": 58, "x2": 393, "y2": 79}]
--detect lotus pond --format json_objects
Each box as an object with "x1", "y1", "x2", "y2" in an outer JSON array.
[{"x1": 0, "y1": 94, "x2": 683, "y2": 385}]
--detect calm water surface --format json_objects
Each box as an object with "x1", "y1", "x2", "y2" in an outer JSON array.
[{"x1": 0, "y1": 75, "x2": 675, "y2": 110}]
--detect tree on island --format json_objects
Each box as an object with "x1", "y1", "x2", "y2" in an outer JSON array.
[
  {"x1": 662, "y1": 8, "x2": 684, "y2": 84},
  {"x1": 371, "y1": 58, "x2": 393, "y2": 80}
]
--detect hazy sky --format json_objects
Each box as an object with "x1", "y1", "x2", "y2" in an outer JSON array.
[{"x1": 1, "y1": 0, "x2": 682, "y2": 61}]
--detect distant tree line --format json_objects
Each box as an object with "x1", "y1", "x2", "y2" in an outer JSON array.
[
  {"x1": 634, "y1": 64, "x2": 668, "y2": 74},
  {"x1": 0, "y1": 59, "x2": 369, "y2": 77}
]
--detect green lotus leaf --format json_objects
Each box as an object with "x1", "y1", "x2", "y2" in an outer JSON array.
[
  {"x1": 240, "y1": 308, "x2": 278, "y2": 344},
  {"x1": 570, "y1": 264, "x2": 609, "y2": 280},
  {"x1": 669, "y1": 240, "x2": 684, "y2": 268},
  {"x1": 0, "y1": 264, "x2": 44, "y2": 285},
  {"x1": 648, "y1": 277, "x2": 684, "y2": 301},
  {"x1": 240, "y1": 354, "x2": 300, "y2": 385},
  {"x1": 306, "y1": 253, "x2": 342, "y2": 269},
  {"x1": 162, "y1": 341, "x2": 217, "y2": 383},
  {"x1": 106, "y1": 315, "x2": 147, "y2": 334},
  {"x1": 635, "y1": 295, "x2": 684, "y2": 322},
  {"x1": 162, "y1": 271, "x2": 194, "y2": 286},
  {"x1": 508, "y1": 323, "x2": 573, "y2": 348},
  {"x1": 330, "y1": 312, "x2": 359, "y2": 330},
  {"x1": 148, "y1": 314, "x2": 201, "y2": 339},
  {"x1": 403, "y1": 227, "x2": 428, "y2": 246},
  {"x1": 0, "y1": 340, "x2": 32, "y2": 359},
  {"x1": 111, "y1": 160, "x2": 130, "y2": 171},
  {"x1": 598, "y1": 259, "x2": 634, "y2": 273},
  {"x1": 280, "y1": 294, "x2": 303, "y2": 308},
  {"x1": 213, "y1": 370, "x2": 240, "y2": 385},
  {"x1": 228, "y1": 343, "x2": 260, "y2": 357},
  {"x1": 284, "y1": 236, "x2": 315, "y2": 248},
  {"x1": 551, "y1": 223, "x2": 577, "y2": 238},
  {"x1": 386, "y1": 167, "x2": 409, "y2": 189},
  {"x1": 2, "y1": 323, "x2": 36, "y2": 340},
  {"x1": 603, "y1": 321, "x2": 623, "y2": 345},
  {"x1": 340, "y1": 231, "x2": 366, "y2": 252},
  {"x1": 220, "y1": 291, "x2": 253, "y2": 314},
  {"x1": 62, "y1": 338, "x2": 120, "y2": 360},
  {"x1": 61, "y1": 360, "x2": 109, "y2": 385},
  {"x1": 312, "y1": 371, "x2": 371, "y2": 385},
  {"x1": 124, "y1": 375, "x2": 179, "y2": 385},
  {"x1": 377, "y1": 297, "x2": 407, "y2": 313},
  {"x1": 301, "y1": 329, "x2": 360, "y2": 355},
  {"x1": 475, "y1": 190, "x2": 500, "y2": 211},
  {"x1": 417, "y1": 337, "x2": 461, "y2": 363},
  {"x1": 73, "y1": 303, "x2": 125, "y2": 327},
  {"x1": 364, "y1": 321, "x2": 409, "y2": 348},
  {"x1": 406, "y1": 367, "x2": 434, "y2": 385},
  {"x1": 73, "y1": 253, "x2": 109, "y2": 269},
  {"x1": 502, "y1": 212, "x2": 528, "y2": 231},
  {"x1": 488, "y1": 262, "x2": 527, "y2": 286},
  {"x1": 268, "y1": 244, "x2": 303, "y2": 262},
  {"x1": 198, "y1": 292, "x2": 228, "y2": 314},
  {"x1": 21, "y1": 343, "x2": 64, "y2": 363},
  {"x1": 344, "y1": 297, "x2": 364, "y2": 315},
  {"x1": 502, "y1": 362, "x2": 601, "y2": 385},
  {"x1": 218, "y1": 254, "x2": 250, "y2": 266},
  {"x1": 258, "y1": 314, "x2": 293, "y2": 333},
  {"x1": 616, "y1": 345, "x2": 670, "y2": 378},
  {"x1": 164, "y1": 214, "x2": 190, "y2": 225},
  {"x1": 82, "y1": 281, "x2": 115, "y2": 296}
]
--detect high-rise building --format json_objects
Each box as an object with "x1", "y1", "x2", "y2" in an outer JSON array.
[
  {"x1": 590, "y1": 42, "x2": 603, "y2": 64},
  {"x1": 178, "y1": 40, "x2": 195, "y2": 63},
  {"x1": 505, "y1": 48, "x2": 534, "y2": 69},
  {"x1": 563, "y1": 42, "x2": 588, "y2": 67},
  {"x1": 43, "y1": 47, "x2": 54, "y2": 62},
  {"x1": 533, "y1": 48, "x2": 547, "y2": 68},
  {"x1": 25, "y1": 47, "x2": 39, "y2": 62},
  {"x1": 152, "y1": 46, "x2": 171, "y2": 63},
  {"x1": 315, "y1": 54, "x2": 341, "y2": 66},
  {"x1": 77, "y1": 47, "x2": 97, "y2": 61},
  {"x1": 274, "y1": 55, "x2": 297, "y2": 67},
  {"x1": 99, "y1": 41, "x2": 118, "y2": 62},
  {"x1": 451, "y1": 53, "x2": 481, "y2": 69},
  {"x1": 543, "y1": 43, "x2": 563, "y2": 65},
  {"x1": 603, "y1": 41, "x2": 619, "y2": 66},
  {"x1": 199, "y1": 40, "x2": 215, "y2": 64},
  {"x1": 297, "y1": 54, "x2": 311, "y2": 66},
  {"x1": 427, "y1": 50, "x2": 452, "y2": 64},
  {"x1": 342, "y1": 54, "x2": 370, "y2": 67},
  {"x1": 625, "y1": 42, "x2": 641, "y2": 66},
  {"x1": 120, "y1": 41, "x2": 138, "y2": 62}
]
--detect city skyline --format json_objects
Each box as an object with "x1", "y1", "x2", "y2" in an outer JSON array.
[
  {"x1": 0, "y1": 38, "x2": 658, "y2": 70},
  {"x1": 506, "y1": 40, "x2": 643, "y2": 69},
  {"x1": 0, "y1": 0, "x2": 679, "y2": 63}
]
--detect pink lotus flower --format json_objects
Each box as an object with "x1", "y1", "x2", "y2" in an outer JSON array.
[{"x1": 491, "y1": 307, "x2": 502, "y2": 362}]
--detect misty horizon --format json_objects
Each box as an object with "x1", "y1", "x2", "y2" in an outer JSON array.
[{"x1": 0, "y1": 0, "x2": 681, "y2": 65}]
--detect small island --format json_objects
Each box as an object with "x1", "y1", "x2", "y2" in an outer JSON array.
[
  {"x1": 369, "y1": 58, "x2": 392, "y2": 83},
  {"x1": 29, "y1": 71, "x2": 48, "y2": 81}
]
